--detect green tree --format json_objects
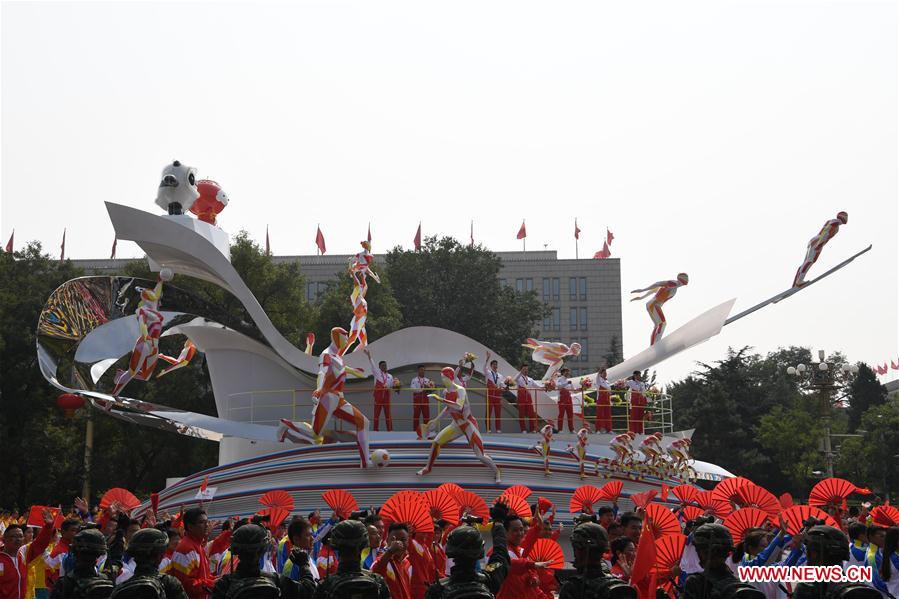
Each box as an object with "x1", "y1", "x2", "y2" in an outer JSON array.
[
  {"x1": 836, "y1": 401, "x2": 899, "y2": 500},
  {"x1": 845, "y1": 364, "x2": 887, "y2": 432},
  {"x1": 756, "y1": 402, "x2": 827, "y2": 492},
  {"x1": 603, "y1": 335, "x2": 623, "y2": 368},
  {"x1": 385, "y1": 236, "x2": 548, "y2": 365}
]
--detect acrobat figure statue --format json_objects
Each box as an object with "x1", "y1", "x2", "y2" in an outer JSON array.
[
  {"x1": 112, "y1": 270, "x2": 172, "y2": 395},
  {"x1": 638, "y1": 432, "x2": 665, "y2": 477},
  {"x1": 666, "y1": 437, "x2": 696, "y2": 481},
  {"x1": 417, "y1": 367, "x2": 501, "y2": 483},
  {"x1": 156, "y1": 339, "x2": 198, "y2": 378},
  {"x1": 793, "y1": 211, "x2": 848, "y2": 287},
  {"x1": 343, "y1": 241, "x2": 381, "y2": 353},
  {"x1": 630, "y1": 274, "x2": 689, "y2": 346},
  {"x1": 567, "y1": 428, "x2": 590, "y2": 479},
  {"x1": 278, "y1": 327, "x2": 373, "y2": 468},
  {"x1": 531, "y1": 424, "x2": 554, "y2": 476},
  {"x1": 522, "y1": 338, "x2": 582, "y2": 381},
  {"x1": 603, "y1": 431, "x2": 637, "y2": 478}
]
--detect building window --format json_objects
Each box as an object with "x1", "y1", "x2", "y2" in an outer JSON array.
[
  {"x1": 317, "y1": 282, "x2": 327, "y2": 298},
  {"x1": 569, "y1": 307, "x2": 578, "y2": 330},
  {"x1": 579, "y1": 277, "x2": 587, "y2": 300},
  {"x1": 580, "y1": 338, "x2": 588, "y2": 362},
  {"x1": 499, "y1": 278, "x2": 506, "y2": 287},
  {"x1": 306, "y1": 282, "x2": 316, "y2": 302},
  {"x1": 542, "y1": 278, "x2": 551, "y2": 300},
  {"x1": 580, "y1": 307, "x2": 588, "y2": 330},
  {"x1": 526, "y1": 278, "x2": 534, "y2": 291},
  {"x1": 569, "y1": 277, "x2": 577, "y2": 300},
  {"x1": 552, "y1": 307, "x2": 561, "y2": 331},
  {"x1": 543, "y1": 313, "x2": 552, "y2": 330},
  {"x1": 516, "y1": 278, "x2": 524, "y2": 292},
  {"x1": 552, "y1": 277, "x2": 560, "y2": 300}
]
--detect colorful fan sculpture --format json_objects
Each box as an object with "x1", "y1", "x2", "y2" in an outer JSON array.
[
  {"x1": 654, "y1": 533, "x2": 686, "y2": 573},
  {"x1": 598, "y1": 480, "x2": 624, "y2": 502},
  {"x1": 723, "y1": 508, "x2": 771, "y2": 544},
  {"x1": 711, "y1": 477, "x2": 753, "y2": 503},
  {"x1": 778, "y1": 493, "x2": 794, "y2": 509},
  {"x1": 437, "y1": 483, "x2": 465, "y2": 502},
  {"x1": 257, "y1": 507, "x2": 289, "y2": 532},
  {"x1": 260, "y1": 490, "x2": 294, "y2": 512},
  {"x1": 681, "y1": 506, "x2": 704, "y2": 522},
  {"x1": 870, "y1": 505, "x2": 899, "y2": 527},
  {"x1": 630, "y1": 490, "x2": 658, "y2": 510},
  {"x1": 528, "y1": 538, "x2": 565, "y2": 569},
  {"x1": 99, "y1": 488, "x2": 141, "y2": 512},
  {"x1": 780, "y1": 505, "x2": 838, "y2": 536},
  {"x1": 454, "y1": 489, "x2": 490, "y2": 522},
  {"x1": 735, "y1": 484, "x2": 780, "y2": 520},
  {"x1": 322, "y1": 489, "x2": 359, "y2": 519},
  {"x1": 644, "y1": 504, "x2": 681, "y2": 538},
  {"x1": 495, "y1": 493, "x2": 531, "y2": 518},
  {"x1": 570, "y1": 485, "x2": 604, "y2": 515},
  {"x1": 381, "y1": 491, "x2": 432, "y2": 533},
  {"x1": 505, "y1": 484, "x2": 533, "y2": 499},
  {"x1": 808, "y1": 478, "x2": 872, "y2": 508},
  {"x1": 423, "y1": 489, "x2": 459, "y2": 526},
  {"x1": 672, "y1": 485, "x2": 701, "y2": 506},
  {"x1": 660, "y1": 484, "x2": 670, "y2": 502}
]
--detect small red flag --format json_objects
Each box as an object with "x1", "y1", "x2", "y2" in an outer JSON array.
[
  {"x1": 110, "y1": 237, "x2": 117, "y2": 259},
  {"x1": 367, "y1": 223, "x2": 372, "y2": 244},
  {"x1": 516, "y1": 220, "x2": 527, "y2": 240},
  {"x1": 607, "y1": 228, "x2": 614, "y2": 246},
  {"x1": 631, "y1": 523, "x2": 657, "y2": 599},
  {"x1": 315, "y1": 225, "x2": 326, "y2": 255},
  {"x1": 4, "y1": 230, "x2": 13, "y2": 252},
  {"x1": 60, "y1": 228, "x2": 66, "y2": 261},
  {"x1": 574, "y1": 219, "x2": 581, "y2": 240},
  {"x1": 593, "y1": 241, "x2": 611, "y2": 259},
  {"x1": 150, "y1": 492, "x2": 159, "y2": 515},
  {"x1": 660, "y1": 483, "x2": 670, "y2": 502},
  {"x1": 265, "y1": 225, "x2": 271, "y2": 256},
  {"x1": 200, "y1": 475, "x2": 209, "y2": 493},
  {"x1": 414, "y1": 222, "x2": 422, "y2": 251}
]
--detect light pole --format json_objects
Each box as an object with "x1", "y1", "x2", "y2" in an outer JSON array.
[{"x1": 787, "y1": 350, "x2": 858, "y2": 478}]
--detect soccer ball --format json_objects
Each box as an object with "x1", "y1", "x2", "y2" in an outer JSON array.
[
  {"x1": 158, "y1": 267, "x2": 174, "y2": 282},
  {"x1": 371, "y1": 449, "x2": 390, "y2": 468}
]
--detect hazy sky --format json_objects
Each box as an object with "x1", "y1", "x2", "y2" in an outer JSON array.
[{"x1": 2, "y1": 1, "x2": 896, "y2": 384}]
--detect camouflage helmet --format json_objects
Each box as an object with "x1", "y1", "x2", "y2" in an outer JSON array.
[
  {"x1": 230, "y1": 524, "x2": 269, "y2": 555},
  {"x1": 571, "y1": 522, "x2": 609, "y2": 552},
  {"x1": 329, "y1": 520, "x2": 369, "y2": 552},
  {"x1": 692, "y1": 523, "x2": 734, "y2": 552},
  {"x1": 444, "y1": 525, "x2": 485, "y2": 560},
  {"x1": 72, "y1": 528, "x2": 108, "y2": 555},
  {"x1": 804, "y1": 525, "x2": 849, "y2": 565},
  {"x1": 127, "y1": 528, "x2": 168, "y2": 558}
]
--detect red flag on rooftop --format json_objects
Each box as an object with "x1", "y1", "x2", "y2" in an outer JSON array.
[
  {"x1": 110, "y1": 236, "x2": 117, "y2": 259},
  {"x1": 594, "y1": 241, "x2": 611, "y2": 259},
  {"x1": 631, "y1": 523, "x2": 657, "y2": 599},
  {"x1": 574, "y1": 219, "x2": 581, "y2": 240},
  {"x1": 5, "y1": 230, "x2": 13, "y2": 253},
  {"x1": 265, "y1": 225, "x2": 271, "y2": 256},
  {"x1": 414, "y1": 222, "x2": 422, "y2": 251},
  {"x1": 607, "y1": 228, "x2": 614, "y2": 246},
  {"x1": 60, "y1": 229, "x2": 66, "y2": 261},
  {"x1": 315, "y1": 225, "x2": 326, "y2": 255},
  {"x1": 516, "y1": 220, "x2": 527, "y2": 240}
]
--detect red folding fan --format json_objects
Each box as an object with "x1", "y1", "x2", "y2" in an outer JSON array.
[
  {"x1": 871, "y1": 505, "x2": 899, "y2": 527},
  {"x1": 672, "y1": 485, "x2": 700, "y2": 506},
  {"x1": 654, "y1": 533, "x2": 686, "y2": 572},
  {"x1": 779, "y1": 493, "x2": 794, "y2": 509},
  {"x1": 699, "y1": 499, "x2": 733, "y2": 519},
  {"x1": 780, "y1": 505, "x2": 838, "y2": 536},
  {"x1": 809, "y1": 478, "x2": 872, "y2": 508},
  {"x1": 423, "y1": 489, "x2": 459, "y2": 526},
  {"x1": 694, "y1": 490, "x2": 713, "y2": 507},
  {"x1": 711, "y1": 477, "x2": 753, "y2": 503},
  {"x1": 322, "y1": 489, "x2": 359, "y2": 519},
  {"x1": 644, "y1": 504, "x2": 682, "y2": 538},
  {"x1": 598, "y1": 480, "x2": 624, "y2": 502},
  {"x1": 681, "y1": 506, "x2": 704, "y2": 521},
  {"x1": 438, "y1": 483, "x2": 465, "y2": 502},
  {"x1": 381, "y1": 491, "x2": 433, "y2": 533},
  {"x1": 735, "y1": 484, "x2": 780, "y2": 520},
  {"x1": 260, "y1": 490, "x2": 294, "y2": 512},
  {"x1": 455, "y1": 490, "x2": 490, "y2": 522},
  {"x1": 630, "y1": 489, "x2": 657, "y2": 510},
  {"x1": 528, "y1": 538, "x2": 565, "y2": 569},
  {"x1": 723, "y1": 508, "x2": 771, "y2": 544},
  {"x1": 570, "y1": 485, "x2": 604, "y2": 515},
  {"x1": 257, "y1": 507, "x2": 290, "y2": 532},
  {"x1": 537, "y1": 497, "x2": 554, "y2": 516},
  {"x1": 495, "y1": 493, "x2": 531, "y2": 518},
  {"x1": 99, "y1": 488, "x2": 141, "y2": 513},
  {"x1": 505, "y1": 484, "x2": 533, "y2": 499}
]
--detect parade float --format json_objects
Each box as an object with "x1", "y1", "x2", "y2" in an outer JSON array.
[{"x1": 35, "y1": 161, "x2": 869, "y2": 525}]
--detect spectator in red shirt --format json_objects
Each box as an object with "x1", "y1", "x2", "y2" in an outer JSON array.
[
  {"x1": 372, "y1": 523, "x2": 411, "y2": 599},
  {"x1": 0, "y1": 511, "x2": 54, "y2": 599},
  {"x1": 169, "y1": 508, "x2": 216, "y2": 599}
]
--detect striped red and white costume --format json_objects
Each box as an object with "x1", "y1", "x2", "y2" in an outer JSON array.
[
  {"x1": 514, "y1": 371, "x2": 538, "y2": 433},
  {"x1": 630, "y1": 273, "x2": 689, "y2": 346},
  {"x1": 410, "y1": 374, "x2": 433, "y2": 438},
  {"x1": 793, "y1": 212, "x2": 848, "y2": 287},
  {"x1": 367, "y1": 353, "x2": 395, "y2": 432},
  {"x1": 594, "y1": 374, "x2": 613, "y2": 433},
  {"x1": 483, "y1": 360, "x2": 504, "y2": 433},
  {"x1": 625, "y1": 379, "x2": 647, "y2": 434}
]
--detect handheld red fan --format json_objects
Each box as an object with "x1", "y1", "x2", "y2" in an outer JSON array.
[
  {"x1": 644, "y1": 504, "x2": 681, "y2": 538},
  {"x1": 381, "y1": 491, "x2": 432, "y2": 534},
  {"x1": 570, "y1": 485, "x2": 603, "y2": 515},
  {"x1": 681, "y1": 506, "x2": 704, "y2": 522},
  {"x1": 630, "y1": 490, "x2": 657, "y2": 510},
  {"x1": 257, "y1": 507, "x2": 289, "y2": 532},
  {"x1": 672, "y1": 485, "x2": 700, "y2": 506},
  {"x1": 711, "y1": 477, "x2": 753, "y2": 503},
  {"x1": 455, "y1": 490, "x2": 490, "y2": 522},
  {"x1": 778, "y1": 493, "x2": 794, "y2": 509},
  {"x1": 437, "y1": 483, "x2": 465, "y2": 502},
  {"x1": 504, "y1": 484, "x2": 533, "y2": 499},
  {"x1": 780, "y1": 505, "x2": 838, "y2": 536},
  {"x1": 598, "y1": 480, "x2": 624, "y2": 502},
  {"x1": 654, "y1": 533, "x2": 686, "y2": 573},
  {"x1": 528, "y1": 538, "x2": 565, "y2": 569},
  {"x1": 322, "y1": 489, "x2": 359, "y2": 520},
  {"x1": 99, "y1": 488, "x2": 141, "y2": 513},
  {"x1": 723, "y1": 508, "x2": 771, "y2": 544},
  {"x1": 871, "y1": 505, "x2": 899, "y2": 527},
  {"x1": 260, "y1": 490, "x2": 294, "y2": 512},
  {"x1": 495, "y1": 493, "x2": 531, "y2": 519},
  {"x1": 423, "y1": 489, "x2": 459, "y2": 526},
  {"x1": 735, "y1": 484, "x2": 780, "y2": 521},
  {"x1": 809, "y1": 478, "x2": 872, "y2": 508}
]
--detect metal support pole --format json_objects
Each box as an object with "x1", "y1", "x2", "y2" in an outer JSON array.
[{"x1": 82, "y1": 407, "x2": 94, "y2": 500}]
